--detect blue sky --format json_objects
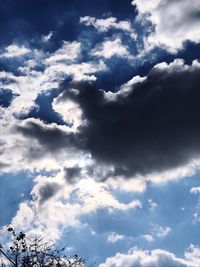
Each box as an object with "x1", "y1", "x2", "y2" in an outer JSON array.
[{"x1": 0, "y1": 0, "x2": 200, "y2": 266}]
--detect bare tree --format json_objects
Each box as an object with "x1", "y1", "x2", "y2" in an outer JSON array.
[{"x1": 0, "y1": 227, "x2": 85, "y2": 267}]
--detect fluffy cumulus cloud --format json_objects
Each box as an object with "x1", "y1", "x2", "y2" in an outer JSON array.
[
  {"x1": 91, "y1": 37, "x2": 132, "y2": 59},
  {"x1": 99, "y1": 247, "x2": 200, "y2": 267},
  {"x1": 132, "y1": 0, "x2": 200, "y2": 52}
]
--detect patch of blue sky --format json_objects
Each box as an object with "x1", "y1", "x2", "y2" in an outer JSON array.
[
  {"x1": 0, "y1": 172, "x2": 34, "y2": 226},
  {"x1": 0, "y1": 88, "x2": 16, "y2": 108},
  {"x1": 26, "y1": 89, "x2": 67, "y2": 125},
  {"x1": 55, "y1": 173, "x2": 200, "y2": 264}
]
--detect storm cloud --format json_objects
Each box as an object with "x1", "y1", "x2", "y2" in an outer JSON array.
[
  {"x1": 64, "y1": 165, "x2": 82, "y2": 184},
  {"x1": 60, "y1": 59, "x2": 200, "y2": 177},
  {"x1": 15, "y1": 118, "x2": 83, "y2": 156},
  {"x1": 13, "y1": 59, "x2": 200, "y2": 179}
]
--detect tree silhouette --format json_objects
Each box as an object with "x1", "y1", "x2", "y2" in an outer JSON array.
[{"x1": 0, "y1": 227, "x2": 85, "y2": 267}]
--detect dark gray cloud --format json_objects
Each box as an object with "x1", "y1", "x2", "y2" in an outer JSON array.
[
  {"x1": 16, "y1": 120, "x2": 72, "y2": 151},
  {"x1": 65, "y1": 61, "x2": 200, "y2": 177},
  {"x1": 0, "y1": 162, "x2": 10, "y2": 170},
  {"x1": 64, "y1": 166, "x2": 82, "y2": 184},
  {"x1": 15, "y1": 119, "x2": 83, "y2": 158},
  {"x1": 15, "y1": 61, "x2": 200, "y2": 179},
  {"x1": 37, "y1": 182, "x2": 61, "y2": 204}
]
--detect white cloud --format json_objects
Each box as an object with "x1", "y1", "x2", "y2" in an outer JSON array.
[
  {"x1": 41, "y1": 31, "x2": 53, "y2": 42},
  {"x1": 151, "y1": 224, "x2": 171, "y2": 238},
  {"x1": 185, "y1": 245, "x2": 200, "y2": 266},
  {"x1": 107, "y1": 176, "x2": 146, "y2": 193},
  {"x1": 190, "y1": 187, "x2": 200, "y2": 194},
  {"x1": 80, "y1": 16, "x2": 136, "y2": 39},
  {"x1": 148, "y1": 199, "x2": 158, "y2": 211},
  {"x1": 0, "y1": 68, "x2": 47, "y2": 116},
  {"x1": 107, "y1": 232, "x2": 125, "y2": 243},
  {"x1": 75, "y1": 178, "x2": 142, "y2": 213},
  {"x1": 132, "y1": 0, "x2": 200, "y2": 52},
  {"x1": 0, "y1": 43, "x2": 81, "y2": 117},
  {"x1": 9, "y1": 170, "x2": 142, "y2": 241},
  {"x1": 52, "y1": 93, "x2": 84, "y2": 132},
  {"x1": 44, "y1": 41, "x2": 81, "y2": 64},
  {"x1": 147, "y1": 157, "x2": 200, "y2": 185},
  {"x1": 142, "y1": 234, "x2": 154, "y2": 243},
  {"x1": 45, "y1": 59, "x2": 107, "y2": 81},
  {"x1": 141, "y1": 224, "x2": 171, "y2": 244},
  {"x1": 0, "y1": 44, "x2": 31, "y2": 58},
  {"x1": 0, "y1": 41, "x2": 106, "y2": 123},
  {"x1": 91, "y1": 37, "x2": 131, "y2": 59},
  {"x1": 0, "y1": 41, "x2": 108, "y2": 171},
  {"x1": 104, "y1": 75, "x2": 146, "y2": 101},
  {"x1": 190, "y1": 187, "x2": 200, "y2": 223},
  {"x1": 99, "y1": 247, "x2": 200, "y2": 267}
]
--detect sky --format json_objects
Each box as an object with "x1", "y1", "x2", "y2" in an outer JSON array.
[{"x1": 0, "y1": 0, "x2": 200, "y2": 266}]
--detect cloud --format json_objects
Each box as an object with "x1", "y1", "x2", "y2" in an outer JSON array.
[
  {"x1": 45, "y1": 59, "x2": 107, "y2": 81},
  {"x1": 190, "y1": 186, "x2": 200, "y2": 223},
  {"x1": 44, "y1": 41, "x2": 81, "y2": 64},
  {"x1": 0, "y1": 41, "x2": 107, "y2": 119},
  {"x1": 99, "y1": 247, "x2": 200, "y2": 267},
  {"x1": 142, "y1": 234, "x2": 154, "y2": 242},
  {"x1": 185, "y1": 245, "x2": 200, "y2": 266},
  {"x1": 190, "y1": 187, "x2": 200, "y2": 195},
  {"x1": 91, "y1": 37, "x2": 131, "y2": 59},
  {"x1": 9, "y1": 170, "x2": 142, "y2": 241},
  {"x1": 41, "y1": 31, "x2": 53, "y2": 42},
  {"x1": 148, "y1": 199, "x2": 158, "y2": 211},
  {"x1": 0, "y1": 2, "x2": 199, "y2": 264},
  {"x1": 141, "y1": 224, "x2": 171, "y2": 243},
  {"x1": 0, "y1": 44, "x2": 31, "y2": 58},
  {"x1": 132, "y1": 0, "x2": 200, "y2": 52},
  {"x1": 1, "y1": 57, "x2": 200, "y2": 185},
  {"x1": 0, "y1": 39, "x2": 108, "y2": 172},
  {"x1": 80, "y1": 16, "x2": 136, "y2": 39},
  {"x1": 15, "y1": 118, "x2": 77, "y2": 154},
  {"x1": 107, "y1": 232, "x2": 125, "y2": 243},
  {"x1": 151, "y1": 224, "x2": 171, "y2": 238},
  {"x1": 37, "y1": 182, "x2": 61, "y2": 204},
  {"x1": 52, "y1": 91, "x2": 84, "y2": 132},
  {"x1": 64, "y1": 165, "x2": 82, "y2": 184},
  {"x1": 60, "y1": 59, "x2": 200, "y2": 179},
  {"x1": 0, "y1": 116, "x2": 88, "y2": 173}
]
